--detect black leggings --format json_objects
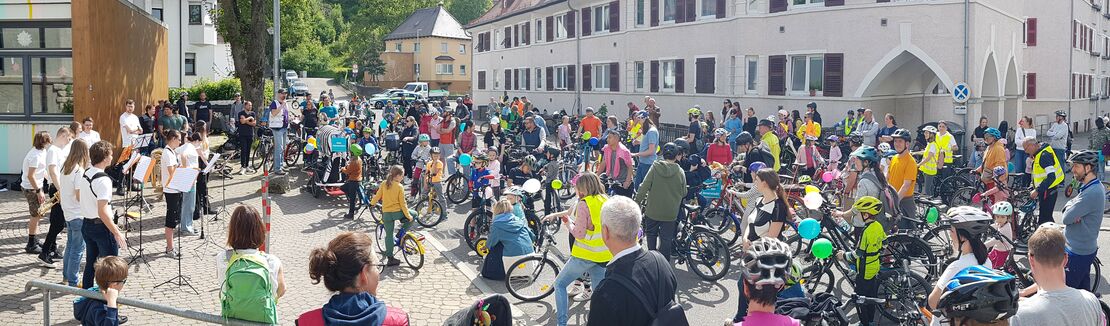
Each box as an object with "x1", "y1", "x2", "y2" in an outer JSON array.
[
  {"x1": 855, "y1": 273, "x2": 880, "y2": 325},
  {"x1": 195, "y1": 171, "x2": 209, "y2": 219},
  {"x1": 42, "y1": 186, "x2": 65, "y2": 255},
  {"x1": 164, "y1": 192, "x2": 183, "y2": 228},
  {"x1": 341, "y1": 181, "x2": 360, "y2": 217}
]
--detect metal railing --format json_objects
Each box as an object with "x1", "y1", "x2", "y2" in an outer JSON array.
[{"x1": 24, "y1": 280, "x2": 269, "y2": 326}]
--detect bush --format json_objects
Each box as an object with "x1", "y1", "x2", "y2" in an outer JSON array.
[{"x1": 169, "y1": 78, "x2": 274, "y2": 102}]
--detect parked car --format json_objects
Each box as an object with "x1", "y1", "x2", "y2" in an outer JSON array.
[
  {"x1": 369, "y1": 91, "x2": 425, "y2": 107},
  {"x1": 291, "y1": 81, "x2": 310, "y2": 96},
  {"x1": 285, "y1": 70, "x2": 299, "y2": 82}
]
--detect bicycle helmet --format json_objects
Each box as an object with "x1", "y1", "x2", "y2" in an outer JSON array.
[
  {"x1": 735, "y1": 131, "x2": 754, "y2": 145},
  {"x1": 363, "y1": 127, "x2": 373, "y2": 134},
  {"x1": 848, "y1": 132, "x2": 864, "y2": 145},
  {"x1": 521, "y1": 156, "x2": 537, "y2": 169},
  {"x1": 714, "y1": 128, "x2": 729, "y2": 138},
  {"x1": 945, "y1": 206, "x2": 994, "y2": 237},
  {"x1": 922, "y1": 125, "x2": 938, "y2": 134},
  {"x1": 992, "y1": 166, "x2": 1007, "y2": 177},
  {"x1": 418, "y1": 134, "x2": 430, "y2": 142},
  {"x1": 1068, "y1": 150, "x2": 1100, "y2": 166},
  {"x1": 672, "y1": 138, "x2": 690, "y2": 153},
  {"x1": 983, "y1": 127, "x2": 1001, "y2": 140},
  {"x1": 806, "y1": 102, "x2": 817, "y2": 109},
  {"x1": 430, "y1": 147, "x2": 441, "y2": 154},
  {"x1": 1055, "y1": 110, "x2": 1068, "y2": 118},
  {"x1": 661, "y1": 142, "x2": 681, "y2": 159},
  {"x1": 797, "y1": 175, "x2": 812, "y2": 184},
  {"x1": 687, "y1": 107, "x2": 702, "y2": 116},
  {"x1": 827, "y1": 135, "x2": 839, "y2": 143},
  {"x1": 852, "y1": 196, "x2": 883, "y2": 216},
  {"x1": 349, "y1": 143, "x2": 363, "y2": 157},
  {"x1": 740, "y1": 238, "x2": 793, "y2": 290},
  {"x1": 850, "y1": 145, "x2": 880, "y2": 164},
  {"x1": 877, "y1": 142, "x2": 892, "y2": 152},
  {"x1": 749, "y1": 161, "x2": 767, "y2": 172},
  {"x1": 892, "y1": 128, "x2": 913, "y2": 142},
  {"x1": 937, "y1": 265, "x2": 1019, "y2": 323},
  {"x1": 758, "y1": 119, "x2": 774, "y2": 128},
  {"x1": 505, "y1": 186, "x2": 525, "y2": 197},
  {"x1": 635, "y1": 110, "x2": 650, "y2": 120},
  {"x1": 991, "y1": 201, "x2": 1013, "y2": 216}
]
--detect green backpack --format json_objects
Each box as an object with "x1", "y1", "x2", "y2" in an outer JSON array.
[{"x1": 221, "y1": 252, "x2": 278, "y2": 324}]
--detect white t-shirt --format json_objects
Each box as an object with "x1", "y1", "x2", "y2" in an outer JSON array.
[
  {"x1": 78, "y1": 130, "x2": 101, "y2": 144},
  {"x1": 179, "y1": 142, "x2": 200, "y2": 169},
  {"x1": 21, "y1": 148, "x2": 46, "y2": 190},
  {"x1": 45, "y1": 140, "x2": 71, "y2": 186},
  {"x1": 930, "y1": 253, "x2": 993, "y2": 326},
  {"x1": 77, "y1": 166, "x2": 113, "y2": 221},
  {"x1": 161, "y1": 147, "x2": 181, "y2": 194},
  {"x1": 59, "y1": 167, "x2": 84, "y2": 221},
  {"x1": 119, "y1": 113, "x2": 141, "y2": 147},
  {"x1": 216, "y1": 249, "x2": 282, "y2": 296},
  {"x1": 1010, "y1": 287, "x2": 1105, "y2": 326}
]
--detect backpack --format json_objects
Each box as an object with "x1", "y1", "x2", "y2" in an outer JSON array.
[
  {"x1": 858, "y1": 172, "x2": 899, "y2": 232},
  {"x1": 296, "y1": 306, "x2": 410, "y2": 326},
  {"x1": 82, "y1": 172, "x2": 110, "y2": 198},
  {"x1": 605, "y1": 251, "x2": 690, "y2": 326},
  {"x1": 221, "y1": 252, "x2": 278, "y2": 324}
]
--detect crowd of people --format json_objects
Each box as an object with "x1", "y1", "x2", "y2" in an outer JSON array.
[{"x1": 16, "y1": 86, "x2": 1110, "y2": 326}]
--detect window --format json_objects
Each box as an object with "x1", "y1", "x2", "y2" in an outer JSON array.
[
  {"x1": 746, "y1": 56, "x2": 758, "y2": 93},
  {"x1": 701, "y1": 0, "x2": 717, "y2": 17},
  {"x1": 436, "y1": 64, "x2": 453, "y2": 75},
  {"x1": 517, "y1": 68, "x2": 530, "y2": 90},
  {"x1": 152, "y1": 8, "x2": 164, "y2": 21},
  {"x1": 459, "y1": 44, "x2": 466, "y2": 54},
  {"x1": 635, "y1": 61, "x2": 646, "y2": 90},
  {"x1": 555, "y1": 66, "x2": 568, "y2": 90},
  {"x1": 189, "y1": 5, "x2": 202, "y2": 25},
  {"x1": 556, "y1": 14, "x2": 567, "y2": 39},
  {"x1": 662, "y1": 60, "x2": 676, "y2": 90},
  {"x1": 536, "y1": 19, "x2": 544, "y2": 42},
  {"x1": 663, "y1": 0, "x2": 677, "y2": 22},
  {"x1": 594, "y1": 5, "x2": 610, "y2": 33},
  {"x1": 396, "y1": 42, "x2": 402, "y2": 52},
  {"x1": 414, "y1": 64, "x2": 421, "y2": 76},
  {"x1": 789, "y1": 55, "x2": 824, "y2": 93},
  {"x1": 477, "y1": 71, "x2": 487, "y2": 90},
  {"x1": 184, "y1": 53, "x2": 196, "y2": 76},
  {"x1": 636, "y1": 0, "x2": 646, "y2": 25},
  {"x1": 592, "y1": 64, "x2": 611, "y2": 90},
  {"x1": 460, "y1": 65, "x2": 467, "y2": 75},
  {"x1": 413, "y1": 42, "x2": 421, "y2": 52},
  {"x1": 536, "y1": 67, "x2": 544, "y2": 89},
  {"x1": 793, "y1": 0, "x2": 824, "y2": 4},
  {"x1": 441, "y1": 42, "x2": 448, "y2": 53}
]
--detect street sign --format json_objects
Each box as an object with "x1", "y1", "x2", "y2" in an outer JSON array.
[
  {"x1": 954, "y1": 105, "x2": 967, "y2": 114},
  {"x1": 953, "y1": 82, "x2": 970, "y2": 104}
]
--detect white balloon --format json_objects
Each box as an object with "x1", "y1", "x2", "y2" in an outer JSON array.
[
  {"x1": 523, "y1": 179, "x2": 542, "y2": 194},
  {"x1": 803, "y1": 193, "x2": 824, "y2": 210}
]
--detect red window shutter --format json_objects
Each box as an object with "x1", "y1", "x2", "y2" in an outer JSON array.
[
  {"x1": 826, "y1": 0, "x2": 844, "y2": 6},
  {"x1": 1026, "y1": 18, "x2": 1037, "y2": 46},
  {"x1": 823, "y1": 53, "x2": 844, "y2": 97},
  {"x1": 770, "y1": 0, "x2": 787, "y2": 13},
  {"x1": 567, "y1": 10, "x2": 577, "y2": 38},
  {"x1": 610, "y1": 1, "x2": 621, "y2": 32},
  {"x1": 582, "y1": 64, "x2": 593, "y2": 91},
  {"x1": 716, "y1": 0, "x2": 726, "y2": 18},
  {"x1": 651, "y1": 60, "x2": 660, "y2": 92},
  {"x1": 1026, "y1": 73, "x2": 1036, "y2": 99},
  {"x1": 568, "y1": 65, "x2": 576, "y2": 90},
  {"x1": 675, "y1": 59, "x2": 685, "y2": 93},
  {"x1": 685, "y1": 0, "x2": 695, "y2": 22},
  {"x1": 546, "y1": 16, "x2": 555, "y2": 40},
  {"x1": 651, "y1": 0, "x2": 659, "y2": 26},
  {"x1": 582, "y1": 8, "x2": 592, "y2": 36},
  {"x1": 546, "y1": 67, "x2": 554, "y2": 91},
  {"x1": 478, "y1": 71, "x2": 486, "y2": 90},
  {"x1": 768, "y1": 55, "x2": 786, "y2": 96},
  {"x1": 610, "y1": 62, "x2": 620, "y2": 92},
  {"x1": 676, "y1": 0, "x2": 686, "y2": 23}
]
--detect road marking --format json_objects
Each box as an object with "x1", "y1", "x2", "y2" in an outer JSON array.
[{"x1": 418, "y1": 230, "x2": 530, "y2": 323}]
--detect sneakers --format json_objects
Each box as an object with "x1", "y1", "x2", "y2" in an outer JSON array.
[
  {"x1": 386, "y1": 257, "x2": 402, "y2": 266},
  {"x1": 37, "y1": 252, "x2": 56, "y2": 268},
  {"x1": 567, "y1": 281, "x2": 584, "y2": 296},
  {"x1": 25, "y1": 238, "x2": 41, "y2": 254},
  {"x1": 51, "y1": 250, "x2": 62, "y2": 260},
  {"x1": 573, "y1": 289, "x2": 592, "y2": 302}
]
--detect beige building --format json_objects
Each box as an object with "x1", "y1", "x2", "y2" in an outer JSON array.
[{"x1": 373, "y1": 3, "x2": 472, "y2": 95}]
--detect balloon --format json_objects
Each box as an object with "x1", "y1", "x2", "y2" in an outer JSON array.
[
  {"x1": 971, "y1": 193, "x2": 982, "y2": 204},
  {"x1": 811, "y1": 238, "x2": 833, "y2": 259},
  {"x1": 804, "y1": 185, "x2": 820, "y2": 194},
  {"x1": 798, "y1": 218, "x2": 821, "y2": 240},
  {"x1": 588, "y1": 137, "x2": 599, "y2": 146},
  {"x1": 749, "y1": 162, "x2": 766, "y2": 172},
  {"x1": 365, "y1": 144, "x2": 377, "y2": 156},
  {"x1": 459, "y1": 153, "x2": 473, "y2": 166},
  {"x1": 926, "y1": 207, "x2": 940, "y2": 224},
  {"x1": 822, "y1": 171, "x2": 835, "y2": 183},
  {"x1": 523, "y1": 179, "x2": 542, "y2": 194},
  {"x1": 460, "y1": 122, "x2": 466, "y2": 132},
  {"x1": 581, "y1": 131, "x2": 592, "y2": 140},
  {"x1": 803, "y1": 192, "x2": 824, "y2": 210},
  {"x1": 304, "y1": 143, "x2": 316, "y2": 154},
  {"x1": 551, "y1": 179, "x2": 564, "y2": 190},
  {"x1": 379, "y1": 119, "x2": 389, "y2": 130},
  {"x1": 308, "y1": 137, "x2": 318, "y2": 146}
]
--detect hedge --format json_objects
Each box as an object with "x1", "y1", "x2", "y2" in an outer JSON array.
[{"x1": 169, "y1": 78, "x2": 275, "y2": 101}]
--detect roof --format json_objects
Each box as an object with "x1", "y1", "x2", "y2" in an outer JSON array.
[
  {"x1": 466, "y1": 0, "x2": 566, "y2": 29},
  {"x1": 384, "y1": 5, "x2": 471, "y2": 41},
  {"x1": 435, "y1": 55, "x2": 455, "y2": 61}
]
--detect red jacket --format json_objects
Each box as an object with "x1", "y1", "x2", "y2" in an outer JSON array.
[{"x1": 706, "y1": 143, "x2": 733, "y2": 167}]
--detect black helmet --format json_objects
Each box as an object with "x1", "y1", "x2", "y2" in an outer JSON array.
[
  {"x1": 806, "y1": 102, "x2": 817, "y2": 109},
  {"x1": 892, "y1": 128, "x2": 913, "y2": 142},
  {"x1": 758, "y1": 119, "x2": 775, "y2": 128},
  {"x1": 672, "y1": 138, "x2": 690, "y2": 152},
  {"x1": 848, "y1": 132, "x2": 864, "y2": 145},
  {"x1": 1069, "y1": 150, "x2": 1100, "y2": 166},
  {"x1": 544, "y1": 146, "x2": 561, "y2": 158},
  {"x1": 937, "y1": 265, "x2": 1019, "y2": 323},
  {"x1": 735, "y1": 132, "x2": 755, "y2": 145},
  {"x1": 661, "y1": 142, "x2": 681, "y2": 159}
]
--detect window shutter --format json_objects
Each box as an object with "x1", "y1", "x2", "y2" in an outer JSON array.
[
  {"x1": 651, "y1": 0, "x2": 659, "y2": 26},
  {"x1": 768, "y1": 55, "x2": 786, "y2": 96},
  {"x1": 514, "y1": 69, "x2": 520, "y2": 90},
  {"x1": 478, "y1": 71, "x2": 486, "y2": 90},
  {"x1": 877, "y1": 0, "x2": 890, "y2": 2},
  {"x1": 567, "y1": 10, "x2": 577, "y2": 38},
  {"x1": 546, "y1": 67, "x2": 554, "y2": 91},
  {"x1": 582, "y1": 64, "x2": 593, "y2": 91},
  {"x1": 1073, "y1": 21, "x2": 1078, "y2": 48},
  {"x1": 610, "y1": 62, "x2": 620, "y2": 92},
  {"x1": 685, "y1": 0, "x2": 695, "y2": 22},
  {"x1": 513, "y1": 25, "x2": 519, "y2": 47},
  {"x1": 826, "y1": 0, "x2": 844, "y2": 6},
  {"x1": 1026, "y1": 18, "x2": 1037, "y2": 46},
  {"x1": 823, "y1": 53, "x2": 844, "y2": 97},
  {"x1": 716, "y1": 0, "x2": 726, "y2": 18},
  {"x1": 676, "y1": 0, "x2": 686, "y2": 23},
  {"x1": 770, "y1": 0, "x2": 787, "y2": 13},
  {"x1": 525, "y1": 69, "x2": 531, "y2": 90},
  {"x1": 610, "y1": 1, "x2": 620, "y2": 32},
  {"x1": 695, "y1": 57, "x2": 715, "y2": 94},
  {"x1": 546, "y1": 16, "x2": 555, "y2": 40},
  {"x1": 651, "y1": 60, "x2": 660, "y2": 92},
  {"x1": 504, "y1": 27, "x2": 511, "y2": 48},
  {"x1": 582, "y1": 8, "x2": 592, "y2": 37},
  {"x1": 505, "y1": 70, "x2": 512, "y2": 90},
  {"x1": 675, "y1": 59, "x2": 686, "y2": 93},
  {"x1": 523, "y1": 23, "x2": 530, "y2": 45}
]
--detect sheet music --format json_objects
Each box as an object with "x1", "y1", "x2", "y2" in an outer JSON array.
[
  {"x1": 166, "y1": 168, "x2": 200, "y2": 192},
  {"x1": 202, "y1": 153, "x2": 221, "y2": 174},
  {"x1": 131, "y1": 156, "x2": 153, "y2": 183},
  {"x1": 132, "y1": 134, "x2": 154, "y2": 148},
  {"x1": 123, "y1": 152, "x2": 141, "y2": 172}
]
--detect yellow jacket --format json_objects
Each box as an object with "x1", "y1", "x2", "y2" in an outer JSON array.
[{"x1": 370, "y1": 181, "x2": 412, "y2": 220}]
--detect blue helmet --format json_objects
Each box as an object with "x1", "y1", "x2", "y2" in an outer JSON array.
[
  {"x1": 850, "y1": 145, "x2": 880, "y2": 164},
  {"x1": 984, "y1": 127, "x2": 1001, "y2": 139},
  {"x1": 938, "y1": 265, "x2": 1018, "y2": 323}
]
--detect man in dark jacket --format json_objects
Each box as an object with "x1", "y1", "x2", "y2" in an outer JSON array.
[
  {"x1": 588, "y1": 196, "x2": 684, "y2": 326},
  {"x1": 736, "y1": 131, "x2": 773, "y2": 183}
]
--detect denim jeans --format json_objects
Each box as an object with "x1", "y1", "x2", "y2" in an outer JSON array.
[
  {"x1": 633, "y1": 163, "x2": 652, "y2": 192},
  {"x1": 81, "y1": 221, "x2": 118, "y2": 289},
  {"x1": 63, "y1": 219, "x2": 85, "y2": 287},
  {"x1": 554, "y1": 257, "x2": 607, "y2": 326},
  {"x1": 272, "y1": 128, "x2": 287, "y2": 172},
  {"x1": 181, "y1": 188, "x2": 197, "y2": 234},
  {"x1": 1065, "y1": 247, "x2": 1098, "y2": 291},
  {"x1": 440, "y1": 144, "x2": 457, "y2": 175}
]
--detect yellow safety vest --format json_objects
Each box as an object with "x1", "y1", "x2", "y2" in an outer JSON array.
[
  {"x1": 936, "y1": 132, "x2": 955, "y2": 164},
  {"x1": 761, "y1": 132, "x2": 781, "y2": 172},
  {"x1": 918, "y1": 142, "x2": 939, "y2": 175},
  {"x1": 570, "y1": 194, "x2": 613, "y2": 263},
  {"x1": 1032, "y1": 146, "x2": 1064, "y2": 189}
]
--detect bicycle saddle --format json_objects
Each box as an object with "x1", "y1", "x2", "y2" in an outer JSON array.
[{"x1": 683, "y1": 203, "x2": 701, "y2": 213}]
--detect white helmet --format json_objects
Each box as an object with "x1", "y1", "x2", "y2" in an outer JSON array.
[
  {"x1": 991, "y1": 201, "x2": 1013, "y2": 216},
  {"x1": 877, "y1": 142, "x2": 891, "y2": 152},
  {"x1": 945, "y1": 206, "x2": 994, "y2": 236},
  {"x1": 741, "y1": 238, "x2": 792, "y2": 290},
  {"x1": 923, "y1": 125, "x2": 939, "y2": 134}
]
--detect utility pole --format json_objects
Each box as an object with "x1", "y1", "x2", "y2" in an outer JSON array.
[{"x1": 264, "y1": 0, "x2": 281, "y2": 253}]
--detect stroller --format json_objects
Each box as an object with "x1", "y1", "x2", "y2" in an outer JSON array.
[{"x1": 305, "y1": 126, "x2": 353, "y2": 199}]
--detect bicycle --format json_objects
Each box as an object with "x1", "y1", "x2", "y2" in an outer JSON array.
[
  {"x1": 283, "y1": 120, "x2": 306, "y2": 167},
  {"x1": 251, "y1": 129, "x2": 274, "y2": 172},
  {"x1": 413, "y1": 173, "x2": 447, "y2": 228},
  {"x1": 463, "y1": 182, "x2": 495, "y2": 256},
  {"x1": 504, "y1": 220, "x2": 562, "y2": 302},
  {"x1": 372, "y1": 208, "x2": 426, "y2": 271},
  {"x1": 663, "y1": 202, "x2": 732, "y2": 281}
]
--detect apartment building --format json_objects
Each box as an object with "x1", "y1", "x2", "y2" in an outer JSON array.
[
  {"x1": 130, "y1": 0, "x2": 235, "y2": 88},
  {"x1": 376, "y1": 3, "x2": 473, "y2": 94},
  {"x1": 468, "y1": 0, "x2": 1108, "y2": 134}
]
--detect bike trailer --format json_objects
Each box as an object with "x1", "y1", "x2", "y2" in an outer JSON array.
[{"x1": 384, "y1": 132, "x2": 401, "y2": 151}]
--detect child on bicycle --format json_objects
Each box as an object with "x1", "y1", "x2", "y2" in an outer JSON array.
[
  {"x1": 977, "y1": 166, "x2": 1010, "y2": 208},
  {"x1": 485, "y1": 147, "x2": 503, "y2": 197},
  {"x1": 369, "y1": 166, "x2": 414, "y2": 266},
  {"x1": 826, "y1": 135, "x2": 842, "y2": 172},
  {"x1": 424, "y1": 147, "x2": 447, "y2": 221},
  {"x1": 481, "y1": 198, "x2": 536, "y2": 281},
  {"x1": 838, "y1": 196, "x2": 886, "y2": 326},
  {"x1": 985, "y1": 201, "x2": 1015, "y2": 269},
  {"x1": 539, "y1": 147, "x2": 563, "y2": 215},
  {"x1": 358, "y1": 127, "x2": 378, "y2": 154},
  {"x1": 410, "y1": 134, "x2": 432, "y2": 196}
]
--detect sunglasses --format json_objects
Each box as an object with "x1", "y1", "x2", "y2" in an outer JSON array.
[{"x1": 111, "y1": 279, "x2": 127, "y2": 285}]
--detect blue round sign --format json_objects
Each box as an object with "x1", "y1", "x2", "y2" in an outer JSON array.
[{"x1": 953, "y1": 82, "x2": 971, "y2": 104}]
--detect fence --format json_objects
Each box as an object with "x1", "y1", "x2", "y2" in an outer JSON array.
[{"x1": 24, "y1": 280, "x2": 269, "y2": 326}]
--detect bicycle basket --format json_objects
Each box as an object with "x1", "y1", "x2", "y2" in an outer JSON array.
[{"x1": 700, "y1": 179, "x2": 722, "y2": 199}]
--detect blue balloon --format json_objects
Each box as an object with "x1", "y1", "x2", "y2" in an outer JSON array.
[
  {"x1": 460, "y1": 122, "x2": 466, "y2": 132},
  {"x1": 798, "y1": 218, "x2": 821, "y2": 240},
  {"x1": 365, "y1": 144, "x2": 377, "y2": 156},
  {"x1": 589, "y1": 137, "x2": 599, "y2": 146},
  {"x1": 459, "y1": 153, "x2": 473, "y2": 166},
  {"x1": 379, "y1": 119, "x2": 389, "y2": 130}
]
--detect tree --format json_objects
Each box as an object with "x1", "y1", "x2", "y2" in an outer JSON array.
[
  {"x1": 283, "y1": 40, "x2": 334, "y2": 73},
  {"x1": 446, "y1": 0, "x2": 492, "y2": 26},
  {"x1": 214, "y1": 0, "x2": 270, "y2": 107}
]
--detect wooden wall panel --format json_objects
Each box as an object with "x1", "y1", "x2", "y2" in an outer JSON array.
[{"x1": 72, "y1": 0, "x2": 168, "y2": 148}]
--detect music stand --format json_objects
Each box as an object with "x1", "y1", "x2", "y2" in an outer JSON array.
[
  {"x1": 123, "y1": 155, "x2": 156, "y2": 275},
  {"x1": 193, "y1": 154, "x2": 226, "y2": 255},
  {"x1": 155, "y1": 167, "x2": 201, "y2": 295}
]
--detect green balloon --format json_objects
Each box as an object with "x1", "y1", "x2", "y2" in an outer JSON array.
[
  {"x1": 811, "y1": 238, "x2": 834, "y2": 259},
  {"x1": 926, "y1": 207, "x2": 939, "y2": 224}
]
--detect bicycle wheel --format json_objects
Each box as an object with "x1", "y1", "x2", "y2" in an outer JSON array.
[
  {"x1": 948, "y1": 186, "x2": 975, "y2": 207},
  {"x1": 1091, "y1": 258, "x2": 1102, "y2": 293},
  {"x1": 445, "y1": 174, "x2": 469, "y2": 205},
  {"x1": 250, "y1": 142, "x2": 266, "y2": 171},
  {"x1": 800, "y1": 264, "x2": 835, "y2": 295},
  {"x1": 699, "y1": 207, "x2": 731, "y2": 233},
  {"x1": 414, "y1": 198, "x2": 445, "y2": 228},
  {"x1": 505, "y1": 255, "x2": 561, "y2": 302},
  {"x1": 285, "y1": 140, "x2": 302, "y2": 166},
  {"x1": 685, "y1": 230, "x2": 731, "y2": 281},
  {"x1": 938, "y1": 177, "x2": 972, "y2": 203},
  {"x1": 876, "y1": 270, "x2": 929, "y2": 323},
  {"x1": 882, "y1": 234, "x2": 938, "y2": 280},
  {"x1": 401, "y1": 235, "x2": 424, "y2": 269},
  {"x1": 556, "y1": 165, "x2": 576, "y2": 200},
  {"x1": 463, "y1": 210, "x2": 492, "y2": 252},
  {"x1": 375, "y1": 224, "x2": 387, "y2": 253},
  {"x1": 921, "y1": 224, "x2": 955, "y2": 263}
]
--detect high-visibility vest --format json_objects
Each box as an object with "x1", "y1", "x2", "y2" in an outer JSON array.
[
  {"x1": 842, "y1": 117, "x2": 857, "y2": 135},
  {"x1": 919, "y1": 142, "x2": 939, "y2": 175},
  {"x1": 570, "y1": 194, "x2": 613, "y2": 263},
  {"x1": 936, "y1": 132, "x2": 955, "y2": 164},
  {"x1": 1032, "y1": 146, "x2": 1064, "y2": 189}
]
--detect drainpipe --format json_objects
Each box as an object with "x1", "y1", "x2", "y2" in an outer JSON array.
[
  {"x1": 1069, "y1": 0, "x2": 1075, "y2": 121},
  {"x1": 568, "y1": 1, "x2": 581, "y2": 115},
  {"x1": 962, "y1": 0, "x2": 969, "y2": 156}
]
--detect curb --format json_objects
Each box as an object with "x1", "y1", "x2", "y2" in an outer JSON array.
[{"x1": 418, "y1": 230, "x2": 532, "y2": 325}]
